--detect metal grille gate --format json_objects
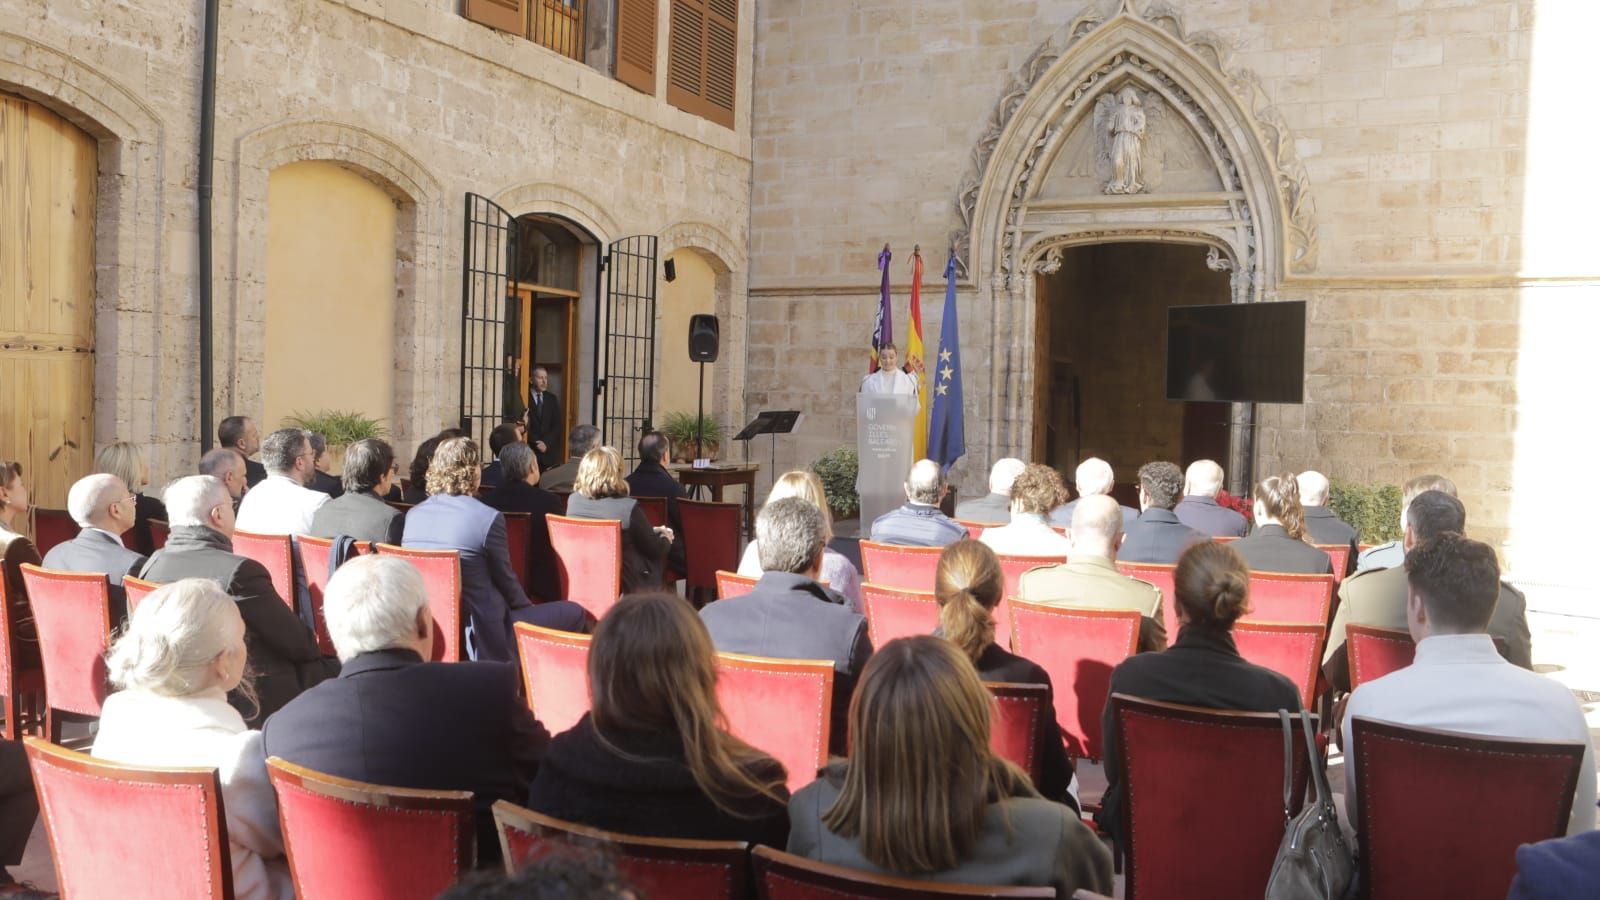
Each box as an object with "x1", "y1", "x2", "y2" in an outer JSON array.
[
  {"x1": 459, "y1": 193, "x2": 520, "y2": 446},
  {"x1": 594, "y1": 234, "x2": 658, "y2": 467}
]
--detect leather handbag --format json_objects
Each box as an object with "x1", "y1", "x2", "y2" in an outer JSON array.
[{"x1": 1265, "y1": 708, "x2": 1355, "y2": 900}]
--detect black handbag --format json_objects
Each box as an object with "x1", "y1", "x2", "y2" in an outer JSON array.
[{"x1": 1265, "y1": 709, "x2": 1355, "y2": 899}]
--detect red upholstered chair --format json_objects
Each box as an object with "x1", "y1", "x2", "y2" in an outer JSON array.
[
  {"x1": 858, "y1": 540, "x2": 942, "y2": 592},
  {"x1": 1346, "y1": 624, "x2": 1416, "y2": 689},
  {"x1": 25, "y1": 735, "x2": 234, "y2": 900},
  {"x1": 123, "y1": 575, "x2": 161, "y2": 616},
  {"x1": 1350, "y1": 718, "x2": 1585, "y2": 900},
  {"x1": 1214, "y1": 535, "x2": 1240, "y2": 543},
  {"x1": 31, "y1": 508, "x2": 78, "y2": 557},
  {"x1": 148, "y1": 518, "x2": 170, "y2": 551},
  {"x1": 752, "y1": 845, "x2": 1054, "y2": 898},
  {"x1": 296, "y1": 535, "x2": 341, "y2": 656},
  {"x1": 20, "y1": 565, "x2": 113, "y2": 741},
  {"x1": 954, "y1": 519, "x2": 989, "y2": 539},
  {"x1": 549, "y1": 490, "x2": 571, "y2": 514},
  {"x1": 680, "y1": 498, "x2": 742, "y2": 597},
  {"x1": 715, "y1": 652, "x2": 833, "y2": 793},
  {"x1": 1008, "y1": 600, "x2": 1139, "y2": 760},
  {"x1": 546, "y1": 514, "x2": 623, "y2": 620},
  {"x1": 1242, "y1": 571, "x2": 1335, "y2": 626},
  {"x1": 0, "y1": 562, "x2": 44, "y2": 739},
  {"x1": 513, "y1": 622, "x2": 592, "y2": 735},
  {"x1": 494, "y1": 801, "x2": 751, "y2": 898},
  {"x1": 635, "y1": 495, "x2": 669, "y2": 528},
  {"x1": 501, "y1": 511, "x2": 534, "y2": 591},
  {"x1": 1232, "y1": 621, "x2": 1326, "y2": 709},
  {"x1": 860, "y1": 582, "x2": 938, "y2": 646},
  {"x1": 232, "y1": 530, "x2": 297, "y2": 610},
  {"x1": 1114, "y1": 561, "x2": 1178, "y2": 644},
  {"x1": 715, "y1": 570, "x2": 759, "y2": 600},
  {"x1": 986, "y1": 682, "x2": 1050, "y2": 786},
  {"x1": 268, "y1": 757, "x2": 475, "y2": 900},
  {"x1": 995, "y1": 552, "x2": 1067, "y2": 647},
  {"x1": 374, "y1": 544, "x2": 464, "y2": 662},
  {"x1": 1109, "y1": 695, "x2": 1315, "y2": 900},
  {"x1": 1316, "y1": 543, "x2": 1351, "y2": 585}
]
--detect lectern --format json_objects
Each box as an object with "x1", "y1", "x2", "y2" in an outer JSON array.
[{"x1": 855, "y1": 393, "x2": 918, "y2": 532}]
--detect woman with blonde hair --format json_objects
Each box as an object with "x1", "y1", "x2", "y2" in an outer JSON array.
[
  {"x1": 935, "y1": 539, "x2": 1075, "y2": 809},
  {"x1": 96, "y1": 441, "x2": 168, "y2": 555},
  {"x1": 1229, "y1": 473, "x2": 1334, "y2": 575},
  {"x1": 527, "y1": 592, "x2": 790, "y2": 845},
  {"x1": 566, "y1": 446, "x2": 672, "y2": 594},
  {"x1": 92, "y1": 578, "x2": 293, "y2": 900},
  {"x1": 788, "y1": 635, "x2": 1111, "y2": 894},
  {"x1": 736, "y1": 470, "x2": 861, "y2": 611}
]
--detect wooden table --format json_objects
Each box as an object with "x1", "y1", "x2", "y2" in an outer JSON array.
[{"x1": 670, "y1": 463, "x2": 759, "y2": 540}]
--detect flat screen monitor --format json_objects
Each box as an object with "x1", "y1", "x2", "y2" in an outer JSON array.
[{"x1": 1166, "y1": 301, "x2": 1305, "y2": 404}]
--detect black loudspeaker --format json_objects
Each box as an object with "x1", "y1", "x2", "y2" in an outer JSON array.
[
  {"x1": 663, "y1": 258, "x2": 677, "y2": 282},
  {"x1": 689, "y1": 314, "x2": 720, "y2": 362}
]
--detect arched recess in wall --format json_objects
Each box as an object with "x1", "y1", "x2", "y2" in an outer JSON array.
[{"x1": 659, "y1": 220, "x2": 746, "y2": 455}]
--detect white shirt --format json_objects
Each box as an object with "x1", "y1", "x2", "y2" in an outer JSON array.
[
  {"x1": 93, "y1": 691, "x2": 294, "y2": 900},
  {"x1": 737, "y1": 542, "x2": 864, "y2": 614},
  {"x1": 859, "y1": 367, "x2": 920, "y2": 399},
  {"x1": 1343, "y1": 634, "x2": 1597, "y2": 835},
  {"x1": 978, "y1": 512, "x2": 1072, "y2": 558},
  {"x1": 235, "y1": 473, "x2": 329, "y2": 536}
]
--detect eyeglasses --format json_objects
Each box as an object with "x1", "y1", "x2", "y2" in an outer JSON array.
[{"x1": 113, "y1": 495, "x2": 138, "y2": 508}]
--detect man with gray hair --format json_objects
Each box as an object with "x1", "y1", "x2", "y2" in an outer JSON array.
[
  {"x1": 1174, "y1": 459, "x2": 1248, "y2": 538},
  {"x1": 1019, "y1": 495, "x2": 1166, "y2": 652},
  {"x1": 1049, "y1": 457, "x2": 1138, "y2": 531},
  {"x1": 701, "y1": 497, "x2": 872, "y2": 753},
  {"x1": 539, "y1": 423, "x2": 600, "y2": 493},
  {"x1": 199, "y1": 447, "x2": 249, "y2": 504},
  {"x1": 42, "y1": 472, "x2": 147, "y2": 620},
  {"x1": 236, "y1": 427, "x2": 330, "y2": 536},
  {"x1": 953, "y1": 457, "x2": 1025, "y2": 525},
  {"x1": 308, "y1": 438, "x2": 406, "y2": 545},
  {"x1": 1296, "y1": 470, "x2": 1357, "y2": 570},
  {"x1": 869, "y1": 458, "x2": 968, "y2": 547},
  {"x1": 262, "y1": 555, "x2": 548, "y2": 865}
]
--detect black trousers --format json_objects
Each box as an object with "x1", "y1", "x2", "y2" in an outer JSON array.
[{"x1": 0, "y1": 739, "x2": 37, "y2": 868}]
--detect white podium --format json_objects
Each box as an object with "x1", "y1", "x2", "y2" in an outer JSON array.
[{"x1": 856, "y1": 393, "x2": 918, "y2": 535}]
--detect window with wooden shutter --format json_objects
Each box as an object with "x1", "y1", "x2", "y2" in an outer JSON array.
[
  {"x1": 666, "y1": 0, "x2": 737, "y2": 128},
  {"x1": 463, "y1": 0, "x2": 527, "y2": 35},
  {"x1": 615, "y1": 0, "x2": 657, "y2": 94}
]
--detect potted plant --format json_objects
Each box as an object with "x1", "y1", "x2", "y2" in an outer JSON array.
[
  {"x1": 281, "y1": 410, "x2": 388, "y2": 474},
  {"x1": 810, "y1": 446, "x2": 859, "y2": 521},
  {"x1": 660, "y1": 411, "x2": 725, "y2": 462},
  {"x1": 1328, "y1": 477, "x2": 1403, "y2": 544}
]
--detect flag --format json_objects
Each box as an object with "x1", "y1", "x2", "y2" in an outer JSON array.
[
  {"x1": 907, "y1": 247, "x2": 928, "y2": 459},
  {"x1": 870, "y1": 244, "x2": 892, "y2": 372},
  {"x1": 927, "y1": 250, "x2": 965, "y2": 471}
]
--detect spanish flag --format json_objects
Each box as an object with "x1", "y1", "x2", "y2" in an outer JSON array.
[{"x1": 908, "y1": 247, "x2": 928, "y2": 459}]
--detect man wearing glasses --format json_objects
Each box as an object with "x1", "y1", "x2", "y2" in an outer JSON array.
[
  {"x1": 236, "y1": 428, "x2": 332, "y2": 536},
  {"x1": 309, "y1": 439, "x2": 407, "y2": 545},
  {"x1": 42, "y1": 472, "x2": 149, "y2": 623}
]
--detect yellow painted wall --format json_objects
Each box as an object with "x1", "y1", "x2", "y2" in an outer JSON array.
[
  {"x1": 655, "y1": 251, "x2": 717, "y2": 430},
  {"x1": 264, "y1": 161, "x2": 397, "y2": 432}
]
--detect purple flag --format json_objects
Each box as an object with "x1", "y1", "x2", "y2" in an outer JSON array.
[{"x1": 871, "y1": 244, "x2": 892, "y2": 372}]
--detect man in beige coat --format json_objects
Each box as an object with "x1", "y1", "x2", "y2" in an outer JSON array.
[{"x1": 1018, "y1": 495, "x2": 1167, "y2": 652}]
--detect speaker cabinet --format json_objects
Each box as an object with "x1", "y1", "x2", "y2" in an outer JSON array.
[{"x1": 689, "y1": 314, "x2": 720, "y2": 362}]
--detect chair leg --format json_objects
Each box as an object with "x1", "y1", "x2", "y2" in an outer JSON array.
[{"x1": 48, "y1": 707, "x2": 60, "y2": 744}]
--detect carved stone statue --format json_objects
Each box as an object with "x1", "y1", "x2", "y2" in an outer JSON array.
[{"x1": 1098, "y1": 86, "x2": 1147, "y2": 194}]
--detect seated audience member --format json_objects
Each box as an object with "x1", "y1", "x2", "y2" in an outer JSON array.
[
  {"x1": 235, "y1": 428, "x2": 330, "y2": 536},
  {"x1": 1174, "y1": 459, "x2": 1249, "y2": 538},
  {"x1": 1230, "y1": 474, "x2": 1334, "y2": 575},
  {"x1": 93, "y1": 578, "x2": 293, "y2": 900},
  {"x1": 200, "y1": 447, "x2": 250, "y2": 504},
  {"x1": 304, "y1": 432, "x2": 343, "y2": 499},
  {"x1": 936, "y1": 540, "x2": 1076, "y2": 809},
  {"x1": 953, "y1": 458, "x2": 1025, "y2": 524},
  {"x1": 1324, "y1": 490, "x2": 1532, "y2": 692},
  {"x1": 737, "y1": 470, "x2": 863, "y2": 613},
  {"x1": 978, "y1": 463, "x2": 1071, "y2": 557},
  {"x1": 404, "y1": 438, "x2": 590, "y2": 661},
  {"x1": 1097, "y1": 542, "x2": 1301, "y2": 840},
  {"x1": 788, "y1": 636, "x2": 1112, "y2": 896},
  {"x1": 626, "y1": 431, "x2": 688, "y2": 571},
  {"x1": 141, "y1": 475, "x2": 334, "y2": 725},
  {"x1": 438, "y1": 847, "x2": 635, "y2": 900},
  {"x1": 540, "y1": 424, "x2": 600, "y2": 494},
  {"x1": 96, "y1": 440, "x2": 168, "y2": 556},
  {"x1": 482, "y1": 442, "x2": 561, "y2": 602},
  {"x1": 219, "y1": 414, "x2": 267, "y2": 487},
  {"x1": 1509, "y1": 831, "x2": 1600, "y2": 899},
  {"x1": 1019, "y1": 495, "x2": 1166, "y2": 652},
  {"x1": 527, "y1": 592, "x2": 790, "y2": 846},
  {"x1": 308, "y1": 438, "x2": 406, "y2": 545},
  {"x1": 1049, "y1": 457, "x2": 1138, "y2": 531},
  {"x1": 703, "y1": 497, "x2": 872, "y2": 754},
  {"x1": 0, "y1": 459, "x2": 41, "y2": 664},
  {"x1": 1296, "y1": 470, "x2": 1358, "y2": 570},
  {"x1": 869, "y1": 459, "x2": 967, "y2": 547},
  {"x1": 1343, "y1": 533, "x2": 1596, "y2": 835},
  {"x1": 263, "y1": 556, "x2": 549, "y2": 863},
  {"x1": 41, "y1": 472, "x2": 147, "y2": 622},
  {"x1": 400, "y1": 428, "x2": 466, "y2": 505},
  {"x1": 566, "y1": 446, "x2": 673, "y2": 594},
  {"x1": 479, "y1": 422, "x2": 525, "y2": 490},
  {"x1": 1119, "y1": 461, "x2": 1209, "y2": 564},
  {"x1": 0, "y1": 738, "x2": 39, "y2": 895},
  {"x1": 1356, "y1": 473, "x2": 1455, "y2": 573}
]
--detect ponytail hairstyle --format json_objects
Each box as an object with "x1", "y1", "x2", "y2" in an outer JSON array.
[
  {"x1": 933, "y1": 540, "x2": 1003, "y2": 663},
  {"x1": 1172, "y1": 542, "x2": 1252, "y2": 630},
  {"x1": 105, "y1": 578, "x2": 256, "y2": 711},
  {"x1": 1254, "y1": 473, "x2": 1309, "y2": 542}
]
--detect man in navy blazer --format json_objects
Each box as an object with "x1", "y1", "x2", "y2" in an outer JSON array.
[
  {"x1": 1120, "y1": 461, "x2": 1210, "y2": 564},
  {"x1": 1173, "y1": 460, "x2": 1249, "y2": 538},
  {"x1": 42, "y1": 473, "x2": 148, "y2": 624},
  {"x1": 262, "y1": 556, "x2": 550, "y2": 864}
]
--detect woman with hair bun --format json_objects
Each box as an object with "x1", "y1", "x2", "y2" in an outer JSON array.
[
  {"x1": 1094, "y1": 541, "x2": 1301, "y2": 841},
  {"x1": 1230, "y1": 473, "x2": 1335, "y2": 575}
]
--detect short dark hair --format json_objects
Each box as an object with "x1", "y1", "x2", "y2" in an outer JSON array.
[
  {"x1": 261, "y1": 428, "x2": 309, "y2": 475},
  {"x1": 1406, "y1": 490, "x2": 1466, "y2": 542},
  {"x1": 218, "y1": 415, "x2": 251, "y2": 449},
  {"x1": 489, "y1": 422, "x2": 523, "y2": 457},
  {"x1": 306, "y1": 432, "x2": 328, "y2": 459},
  {"x1": 342, "y1": 439, "x2": 395, "y2": 494},
  {"x1": 638, "y1": 431, "x2": 670, "y2": 465},
  {"x1": 567, "y1": 424, "x2": 600, "y2": 458},
  {"x1": 500, "y1": 442, "x2": 537, "y2": 482},
  {"x1": 1406, "y1": 532, "x2": 1500, "y2": 633},
  {"x1": 1138, "y1": 461, "x2": 1184, "y2": 509}
]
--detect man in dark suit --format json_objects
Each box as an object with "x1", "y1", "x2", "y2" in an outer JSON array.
[
  {"x1": 1174, "y1": 459, "x2": 1249, "y2": 538},
  {"x1": 479, "y1": 422, "x2": 525, "y2": 490},
  {"x1": 306, "y1": 432, "x2": 344, "y2": 499},
  {"x1": 219, "y1": 414, "x2": 267, "y2": 487},
  {"x1": 1048, "y1": 457, "x2": 1138, "y2": 531},
  {"x1": 483, "y1": 442, "x2": 561, "y2": 602},
  {"x1": 952, "y1": 458, "x2": 1024, "y2": 524},
  {"x1": 141, "y1": 475, "x2": 337, "y2": 725},
  {"x1": 0, "y1": 738, "x2": 39, "y2": 893},
  {"x1": 199, "y1": 447, "x2": 249, "y2": 506},
  {"x1": 1296, "y1": 470, "x2": 1358, "y2": 573},
  {"x1": 309, "y1": 438, "x2": 406, "y2": 545},
  {"x1": 625, "y1": 431, "x2": 688, "y2": 572},
  {"x1": 262, "y1": 555, "x2": 548, "y2": 864},
  {"x1": 700, "y1": 498, "x2": 872, "y2": 753},
  {"x1": 1120, "y1": 461, "x2": 1210, "y2": 564},
  {"x1": 41, "y1": 473, "x2": 147, "y2": 623},
  {"x1": 540, "y1": 424, "x2": 599, "y2": 494},
  {"x1": 525, "y1": 366, "x2": 563, "y2": 473}
]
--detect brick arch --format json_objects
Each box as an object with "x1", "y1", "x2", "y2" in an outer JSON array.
[{"x1": 492, "y1": 182, "x2": 620, "y2": 246}]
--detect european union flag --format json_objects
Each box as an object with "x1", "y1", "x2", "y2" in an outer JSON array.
[{"x1": 927, "y1": 251, "x2": 965, "y2": 471}]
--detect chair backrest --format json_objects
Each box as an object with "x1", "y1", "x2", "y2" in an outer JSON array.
[
  {"x1": 1242, "y1": 571, "x2": 1335, "y2": 626},
  {"x1": 268, "y1": 757, "x2": 475, "y2": 900},
  {"x1": 546, "y1": 514, "x2": 623, "y2": 620},
  {"x1": 715, "y1": 652, "x2": 833, "y2": 793},
  {"x1": 994, "y1": 552, "x2": 1066, "y2": 646},
  {"x1": 1008, "y1": 600, "x2": 1140, "y2": 760},
  {"x1": 495, "y1": 801, "x2": 751, "y2": 899},
  {"x1": 985, "y1": 682, "x2": 1050, "y2": 785},
  {"x1": 373, "y1": 544, "x2": 464, "y2": 662},
  {"x1": 1316, "y1": 543, "x2": 1350, "y2": 584},
  {"x1": 231, "y1": 530, "x2": 297, "y2": 610},
  {"x1": 715, "y1": 570, "x2": 759, "y2": 600},
  {"x1": 1110, "y1": 695, "x2": 1314, "y2": 900},
  {"x1": 1346, "y1": 624, "x2": 1416, "y2": 690},
  {"x1": 680, "y1": 498, "x2": 743, "y2": 591},
  {"x1": 25, "y1": 736, "x2": 234, "y2": 900},
  {"x1": 549, "y1": 490, "x2": 571, "y2": 514},
  {"x1": 1114, "y1": 561, "x2": 1178, "y2": 643},
  {"x1": 752, "y1": 845, "x2": 1054, "y2": 898},
  {"x1": 502, "y1": 511, "x2": 534, "y2": 591},
  {"x1": 858, "y1": 540, "x2": 942, "y2": 592},
  {"x1": 296, "y1": 535, "x2": 340, "y2": 656},
  {"x1": 31, "y1": 508, "x2": 78, "y2": 557},
  {"x1": 149, "y1": 518, "x2": 170, "y2": 551},
  {"x1": 20, "y1": 565, "x2": 112, "y2": 718},
  {"x1": 860, "y1": 582, "x2": 939, "y2": 646},
  {"x1": 1214, "y1": 535, "x2": 1240, "y2": 543},
  {"x1": 1231, "y1": 621, "x2": 1326, "y2": 709},
  {"x1": 1351, "y1": 718, "x2": 1584, "y2": 900},
  {"x1": 0, "y1": 561, "x2": 37, "y2": 740},
  {"x1": 635, "y1": 495, "x2": 669, "y2": 528},
  {"x1": 513, "y1": 622, "x2": 592, "y2": 735},
  {"x1": 954, "y1": 519, "x2": 988, "y2": 539},
  {"x1": 124, "y1": 575, "x2": 161, "y2": 615}
]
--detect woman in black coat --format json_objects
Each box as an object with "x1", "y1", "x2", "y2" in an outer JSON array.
[
  {"x1": 1230, "y1": 473, "x2": 1334, "y2": 575},
  {"x1": 564, "y1": 447, "x2": 672, "y2": 594}
]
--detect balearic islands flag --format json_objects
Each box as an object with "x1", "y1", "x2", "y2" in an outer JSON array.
[
  {"x1": 907, "y1": 247, "x2": 928, "y2": 460},
  {"x1": 870, "y1": 244, "x2": 892, "y2": 371},
  {"x1": 927, "y1": 250, "x2": 965, "y2": 471}
]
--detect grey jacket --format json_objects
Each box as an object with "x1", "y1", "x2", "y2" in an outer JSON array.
[{"x1": 40, "y1": 528, "x2": 146, "y2": 622}]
